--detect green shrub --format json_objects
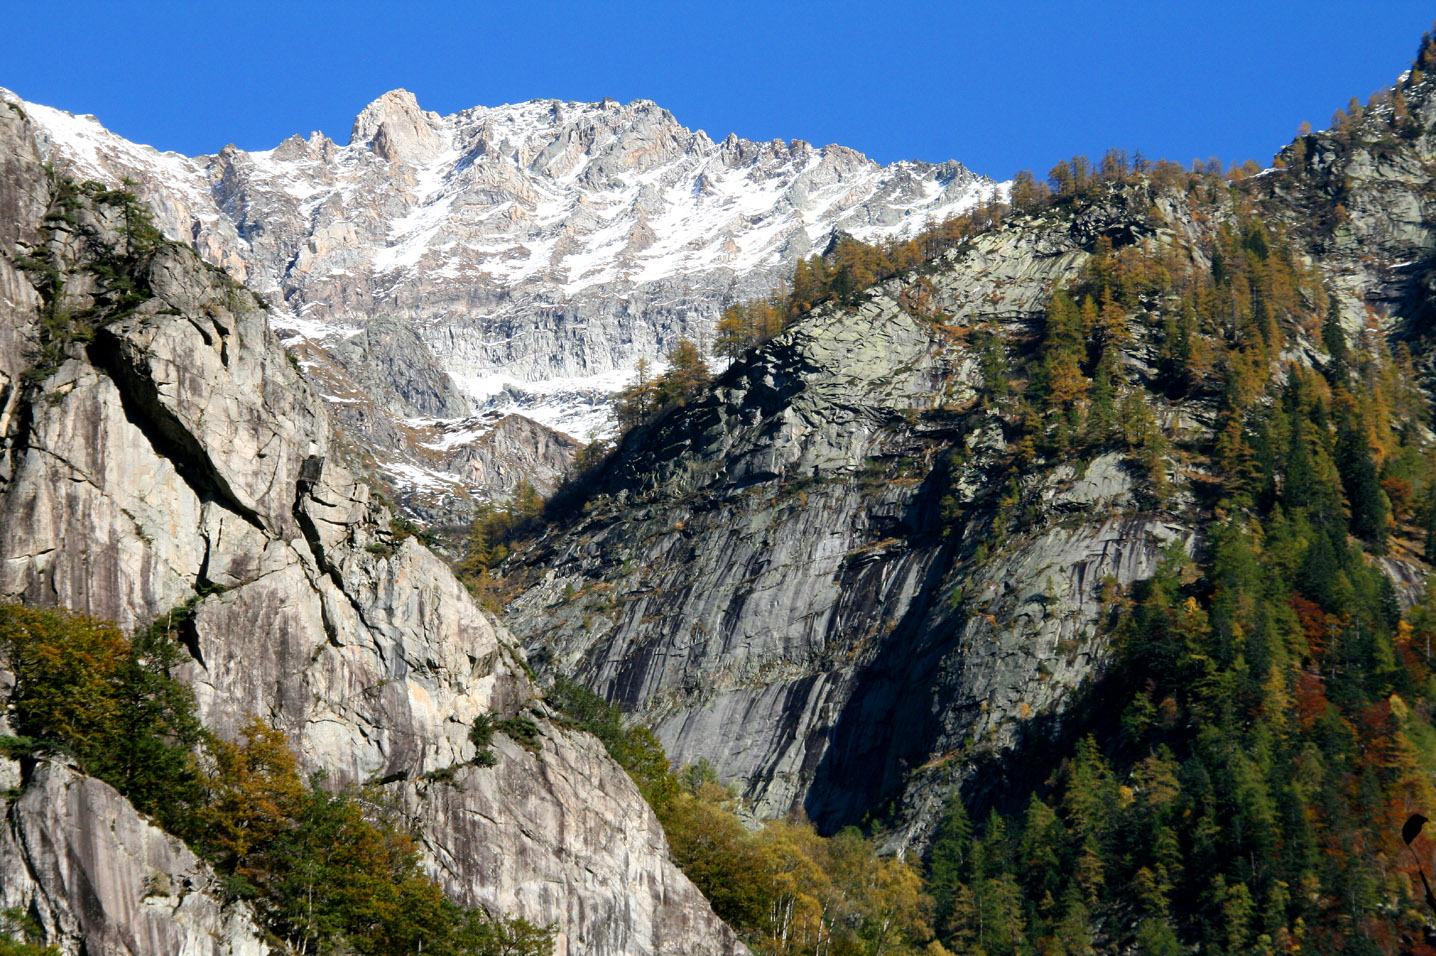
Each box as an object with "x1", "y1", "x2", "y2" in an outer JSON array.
[
  {"x1": 469, "y1": 714, "x2": 497, "y2": 766},
  {"x1": 494, "y1": 715, "x2": 541, "y2": 753},
  {"x1": 0, "y1": 604, "x2": 204, "y2": 832}
]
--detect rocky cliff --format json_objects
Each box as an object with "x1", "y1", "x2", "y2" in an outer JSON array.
[
  {"x1": 1252, "y1": 73, "x2": 1436, "y2": 346},
  {"x1": 1, "y1": 86, "x2": 999, "y2": 521},
  {"x1": 501, "y1": 184, "x2": 1187, "y2": 845},
  {"x1": 502, "y1": 79, "x2": 1436, "y2": 851},
  {"x1": 0, "y1": 100, "x2": 741, "y2": 956},
  {"x1": 0, "y1": 759, "x2": 271, "y2": 956}
]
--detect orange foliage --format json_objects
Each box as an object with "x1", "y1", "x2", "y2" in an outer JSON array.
[
  {"x1": 1293, "y1": 669, "x2": 1331, "y2": 732},
  {"x1": 1291, "y1": 595, "x2": 1335, "y2": 659}
]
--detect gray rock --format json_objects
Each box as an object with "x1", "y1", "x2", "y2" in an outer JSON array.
[
  {"x1": 0, "y1": 107, "x2": 742, "y2": 956},
  {"x1": 0, "y1": 762, "x2": 270, "y2": 956},
  {"x1": 501, "y1": 183, "x2": 1237, "y2": 852},
  {"x1": 329, "y1": 313, "x2": 474, "y2": 419}
]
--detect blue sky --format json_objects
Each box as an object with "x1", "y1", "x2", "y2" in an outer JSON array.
[{"x1": 2, "y1": 2, "x2": 1432, "y2": 179}]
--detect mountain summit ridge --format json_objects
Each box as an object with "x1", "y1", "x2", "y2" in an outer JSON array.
[{"x1": 1, "y1": 85, "x2": 1000, "y2": 516}]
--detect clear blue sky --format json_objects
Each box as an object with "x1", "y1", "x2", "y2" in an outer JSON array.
[{"x1": 2, "y1": 1, "x2": 1432, "y2": 180}]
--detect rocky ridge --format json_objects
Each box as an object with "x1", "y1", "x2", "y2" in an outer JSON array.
[
  {"x1": 503, "y1": 87, "x2": 1436, "y2": 852},
  {"x1": 0, "y1": 100, "x2": 741, "y2": 956},
  {"x1": 505, "y1": 181, "x2": 1196, "y2": 844},
  {"x1": 1253, "y1": 75, "x2": 1436, "y2": 345},
  {"x1": 1, "y1": 86, "x2": 999, "y2": 522}
]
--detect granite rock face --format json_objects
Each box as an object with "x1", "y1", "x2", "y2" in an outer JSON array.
[
  {"x1": 1257, "y1": 73, "x2": 1436, "y2": 340},
  {"x1": 0, "y1": 761, "x2": 270, "y2": 956},
  {"x1": 504, "y1": 141, "x2": 1435, "y2": 852},
  {"x1": 0, "y1": 102, "x2": 741, "y2": 956},
  {"x1": 504, "y1": 184, "x2": 1194, "y2": 844}
]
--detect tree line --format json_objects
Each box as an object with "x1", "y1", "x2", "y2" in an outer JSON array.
[{"x1": 921, "y1": 167, "x2": 1436, "y2": 954}]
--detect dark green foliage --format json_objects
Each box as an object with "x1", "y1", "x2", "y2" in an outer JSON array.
[
  {"x1": 926, "y1": 796, "x2": 972, "y2": 937},
  {"x1": 925, "y1": 449, "x2": 1436, "y2": 955},
  {"x1": 547, "y1": 676, "x2": 677, "y2": 812},
  {"x1": 0, "y1": 603, "x2": 204, "y2": 832},
  {"x1": 975, "y1": 329, "x2": 1010, "y2": 404},
  {"x1": 470, "y1": 713, "x2": 495, "y2": 748},
  {"x1": 0, "y1": 909, "x2": 57, "y2": 956},
  {"x1": 916, "y1": 141, "x2": 1436, "y2": 950},
  {"x1": 1334, "y1": 403, "x2": 1390, "y2": 551},
  {"x1": 466, "y1": 710, "x2": 499, "y2": 766},
  {"x1": 494, "y1": 715, "x2": 541, "y2": 753},
  {"x1": 1323, "y1": 298, "x2": 1349, "y2": 377},
  {"x1": 0, "y1": 936, "x2": 57, "y2": 956},
  {"x1": 15, "y1": 176, "x2": 172, "y2": 386},
  {"x1": 387, "y1": 515, "x2": 435, "y2": 548}
]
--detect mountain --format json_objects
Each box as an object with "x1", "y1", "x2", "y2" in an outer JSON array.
[
  {"x1": 0, "y1": 100, "x2": 741, "y2": 956},
  {"x1": 503, "y1": 178, "x2": 1207, "y2": 839},
  {"x1": 494, "y1": 36, "x2": 1436, "y2": 950},
  {"x1": 10, "y1": 28, "x2": 1436, "y2": 956},
  {"x1": 1, "y1": 86, "x2": 998, "y2": 524}
]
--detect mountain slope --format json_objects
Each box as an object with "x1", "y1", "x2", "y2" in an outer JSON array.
[
  {"x1": 503, "y1": 180, "x2": 1197, "y2": 837},
  {"x1": 0, "y1": 100, "x2": 741, "y2": 956},
  {"x1": 501, "y1": 56, "x2": 1436, "y2": 860}
]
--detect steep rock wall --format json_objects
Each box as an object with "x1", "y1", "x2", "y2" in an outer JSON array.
[
  {"x1": 0, "y1": 761, "x2": 271, "y2": 956},
  {"x1": 0, "y1": 102, "x2": 741, "y2": 956},
  {"x1": 505, "y1": 185, "x2": 1196, "y2": 843}
]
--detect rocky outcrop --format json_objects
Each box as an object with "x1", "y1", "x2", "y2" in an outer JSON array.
[
  {"x1": 0, "y1": 101, "x2": 741, "y2": 956},
  {"x1": 449, "y1": 413, "x2": 583, "y2": 497},
  {"x1": 0, "y1": 101, "x2": 46, "y2": 493},
  {"x1": 1257, "y1": 72, "x2": 1436, "y2": 340},
  {"x1": 0, "y1": 761, "x2": 270, "y2": 956},
  {"x1": 350, "y1": 89, "x2": 447, "y2": 165},
  {"x1": 504, "y1": 185, "x2": 1197, "y2": 845},
  {"x1": 328, "y1": 313, "x2": 474, "y2": 419}
]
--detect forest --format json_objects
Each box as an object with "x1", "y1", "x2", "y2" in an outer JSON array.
[{"x1": 0, "y1": 603, "x2": 554, "y2": 956}]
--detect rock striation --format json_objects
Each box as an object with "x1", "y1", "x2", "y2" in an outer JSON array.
[
  {"x1": 0, "y1": 100, "x2": 741, "y2": 956},
  {"x1": 504, "y1": 183, "x2": 1193, "y2": 845},
  {"x1": 0, "y1": 760, "x2": 271, "y2": 956}
]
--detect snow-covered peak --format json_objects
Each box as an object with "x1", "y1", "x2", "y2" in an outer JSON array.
[
  {"x1": 9, "y1": 85, "x2": 1004, "y2": 509},
  {"x1": 349, "y1": 88, "x2": 448, "y2": 164}
]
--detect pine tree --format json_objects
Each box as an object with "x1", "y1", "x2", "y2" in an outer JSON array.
[
  {"x1": 1322, "y1": 299, "x2": 1349, "y2": 380},
  {"x1": 1334, "y1": 401, "x2": 1389, "y2": 551}
]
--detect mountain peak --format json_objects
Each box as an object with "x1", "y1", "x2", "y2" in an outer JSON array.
[{"x1": 349, "y1": 88, "x2": 444, "y2": 162}]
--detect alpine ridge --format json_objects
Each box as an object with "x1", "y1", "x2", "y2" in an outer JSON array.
[
  {"x1": 0, "y1": 85, "x2": 999, "y2": 523},
  {"x1": 9, "y1": 23, "x2": 1436, "y2": 956}
]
